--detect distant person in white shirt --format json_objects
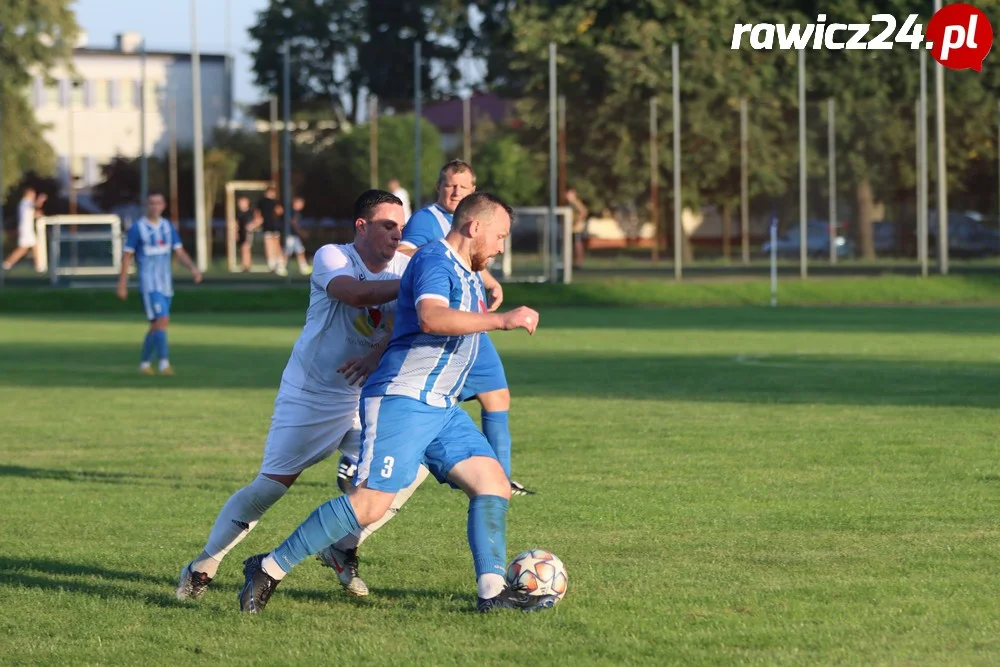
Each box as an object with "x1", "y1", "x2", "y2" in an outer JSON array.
[
  {"x1": 2, "y1": 187, "x2": 40, "y2": 272},
  {"x1": 387, "y1": 178, "x2": 412, "y2": 221}
]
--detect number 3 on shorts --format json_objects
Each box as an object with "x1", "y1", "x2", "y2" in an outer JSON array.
[{"x1": 381, "y1": 456, "x2": 395, "y2": 478}]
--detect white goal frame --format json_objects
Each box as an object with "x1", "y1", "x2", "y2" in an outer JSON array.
[
  {"x1": 225, "y1": 180, "x2": 275, "y2": 272},
  {"x1": 34, "y1": 215, "x2": 123, "y2": 281},
  {"x1": 504, "y1": 206, "x2": 574, "y2": 284}
]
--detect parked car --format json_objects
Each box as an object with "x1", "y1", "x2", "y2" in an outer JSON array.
[
  {"x1": 762, "y1": 220, "x2": 854, "y2": 259},
  {"x1": 928, "y1": 211, "x2": 1000, "y2": 258}
]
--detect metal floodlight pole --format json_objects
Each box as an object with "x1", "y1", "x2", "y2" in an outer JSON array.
[
  {"x1": 463, "y1": 95, "x2": 471, "y2": 163},
  {"x1": 369, "y1": 94, "x2": 378, "y2": 188},
  {"x1": 672, "y1": 43, "x2": 681, "y2": 280},
  {"x1": 934, "y1": 0, "x2": 948, "y2": 275},
  {"x1": 414, "y1": 41, "x2": 422, "y2": 209},
  {"x1": 798, "y1": 48, "x2": 807, "y2": 279},
  {"x1": 650, "y1": 97, "x2": 659, "y2": 263},
  {"x1": 0, "y1": 22, "x2": 4, "y2": 287},
  {"x1": 191, "y1": 0, "x2": 208, "y2": 272},
  {"x1": 282, "y1": 42, "x2": 292, "y2": 285},
  {"x1": 140, "y1": 38, "x2": 148, "y2": 206},
  {"x1": 548, "y1": 42, "x2": 558, "y2": 282},
  {"x1": 740, "y1": 97, "x2": 749, "y2": 265},
  {"x1": 919, "y1": 47, "x2": 929, "y2": 277},
  {"x1": 828, "y1": 98, "x2": 837, "y2": 265}
]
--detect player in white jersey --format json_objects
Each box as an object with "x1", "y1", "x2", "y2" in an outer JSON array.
[
  {"x1": 176, "y1": 189, "x2": 424, "y2": 600},
  {"x1": 116, "y1": 192, "x2": 201, "y2": 375}
]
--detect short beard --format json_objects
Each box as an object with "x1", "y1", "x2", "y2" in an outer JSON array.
[{"x1": 471, "y1": 255, "x2": 490, "y2": 271}]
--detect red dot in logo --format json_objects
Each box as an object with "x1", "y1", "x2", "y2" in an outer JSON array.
[{"x1": 927, "y1": 3, "x2": 994, "y2": 72}]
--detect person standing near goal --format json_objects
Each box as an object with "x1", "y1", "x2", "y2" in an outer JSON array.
[
  {"x1": 176, "y1": 189, "x2": 422, "y2": 601},
  {"x1": 116, "y1": 192, "x2": 201, "y2": 375}
]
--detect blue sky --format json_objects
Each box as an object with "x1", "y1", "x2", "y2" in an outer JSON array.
[{"x1": 72, "y1": 0, "x2": 270, "y2": 107}]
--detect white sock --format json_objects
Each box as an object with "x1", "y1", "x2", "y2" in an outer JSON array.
[
  {"x1": 198, "y1": 474, "x2": 288, "y2": 566},
  {"x1": 261, "y1": 553, "x2": 287, "y2": 580},
  {"x1": 356, "y1": 465, "x2": 430, "y2": 547},
  {"x1": 139, "y1": 361, "x2": 151, "y2": 370},
  {"x1": 158, "y1": 359, "x2": 171, "y2": 371},
  {"x1": 477, "y1": 573, "x2": 506, "y2": 599},
  {"x1": 189, "y1": 552, "x2": 222, "y2": 578}
]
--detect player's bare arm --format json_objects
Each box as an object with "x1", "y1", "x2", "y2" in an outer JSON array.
[
  {"x1": 326, "y1": 275, "x2": 401, "y2": 308},
  {"x1": 116, "y1": 251, "x2": 134, "y2": 300},
  {"x1": 174, "y1": 247, "x2": 203, "y2": 283},
  {"x1": 338, "y1": 327, "x2": 394, "y2": 386},
  {"x1": 417, "y1": 300, "x2": 538, "y2": 336},
  {"x1": 480, "y1": 269, "x2": 504, "y2": 311}
]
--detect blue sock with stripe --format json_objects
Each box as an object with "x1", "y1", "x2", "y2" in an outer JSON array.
[
  {"x1": 152, "y1": 330, "x2": 168, "y2": 363},
  {"x1": 468, "y1": 495, "x2": 508, "y2": 582},
  {"x1": 481, "y1": 410, "x2": 511, "y2": 478},
  {"x1": 270, "y1": 495, "x2": 362, "y2": 575},
  {"x1": 140, "y1": 332, "x2": 156, "y2": 363}
]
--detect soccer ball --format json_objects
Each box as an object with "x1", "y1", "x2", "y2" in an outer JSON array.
[{"x1": 506, "y1": 549, "x2": 568, "y2": 602}]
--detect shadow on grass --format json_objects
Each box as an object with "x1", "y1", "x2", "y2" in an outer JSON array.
[
  {"x1": 1, "y1": 342, "x2": 997, "y2": 408},
  {"x1": 0, "y1": 556, "x2": 178, "y2": 608}
]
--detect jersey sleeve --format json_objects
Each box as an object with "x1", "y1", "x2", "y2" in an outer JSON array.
[
  {"x1": 413, "y1": 255, "x2": 455, "y2": 305},
  {"x1": 170, "y1": 223, "x2": 183, "y2": 250},
  {"x1": 311, "y1": 245, "x2": 355, "y2": 292},
  {"x1": 123, "y1": 223, "x2": 141, "y2": 254},
  {"x1": 400, "y1": 210, "x2": 439, "y2": 249}
]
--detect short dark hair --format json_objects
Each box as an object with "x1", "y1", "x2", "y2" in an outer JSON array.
[
  {"x1": 437, "y1": 159, "x2": 476, "y2": 186},
  {"x1": 147, "y1": 190, "x2": 166, "y2": 200},
  {"x1": 354, "y1": 189, "x2": 403, "y2": 221},
  {"x1": 452, "y1": 192, "x2": 513, "y2": 229}
]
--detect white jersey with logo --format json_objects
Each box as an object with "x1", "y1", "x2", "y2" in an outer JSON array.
[{"x1": 277, "y1": 243, "x2": 410, "y2": 401}]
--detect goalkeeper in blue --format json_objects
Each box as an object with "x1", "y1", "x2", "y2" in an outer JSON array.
[
  {"x1": 238, "y1": 192, "x2": 556, "y2": 614},
  {"x1": 116, "y1": 191, "x2": 202, "y2": 374}
]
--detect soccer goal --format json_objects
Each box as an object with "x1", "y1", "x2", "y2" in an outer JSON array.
[
  {"x1": 503, "y1": 206, "x2": 574, "y2": 284},
  {"x1": 35, "y1": 215, "x2": 124, "y2": 285},
  {"x1": 225, "y1": 180, "x2": 275, "y2": 272}
]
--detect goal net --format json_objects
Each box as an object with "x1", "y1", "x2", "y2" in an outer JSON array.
[
  {"x1": 225, "y1": 180, "x2": 275, "y2": 272},
  {"x1": 502, "y1": 206, "x2": 574, "y2": 283},
  {"x1": 35, "y1": 215, "x2": 123, "y2": 283}
]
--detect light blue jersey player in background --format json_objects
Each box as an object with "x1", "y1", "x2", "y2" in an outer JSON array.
[
  {"x1": 117, "y1": 192, "x2": 201, "y2": 375},
  {"x1": 239, "y1": 192, "x2": 555, "y2": 614},
  {"x1": 377, "y1": 159, "x2": 535, "y2": 497}
]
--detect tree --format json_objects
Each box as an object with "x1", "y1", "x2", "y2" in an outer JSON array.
[
  {"x1": 248, "y1": 0, "x2": 484, "y2": 122},
  {"x1": 0, "y1": 0, "x2": 79, "y2": 202}
]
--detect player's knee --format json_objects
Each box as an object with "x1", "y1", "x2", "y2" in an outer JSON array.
[
  {"x1": 454, "y1": 457, "x2": 510, "y2": 500},
  {"x1": 348, "y1": 488, "x2": 395, "y2": 526},
  {"x1": 477, "y1": 388, "x2": 510, "y2": 412}
]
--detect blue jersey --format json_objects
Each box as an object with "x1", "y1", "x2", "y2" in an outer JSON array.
[
  {"x1": 124, "y1": 218, "x2": 182, "y2": 296},
  {"x1": 400, "y1": 204, "x2": 452, "y2": 250},
  {"x1": 363, "y1": 239, "x2": 488, "y2": 408}
]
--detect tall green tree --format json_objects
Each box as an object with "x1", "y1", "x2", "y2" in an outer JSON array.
[
  {"x1": 0, "y1": 0, "x2": 79, "y2": 199},
  {"x1": 248, "y1": 0, "x2": 484, "y2": 122}
]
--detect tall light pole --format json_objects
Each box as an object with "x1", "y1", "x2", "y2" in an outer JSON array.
[
  {"x1": 139, "y1": 37, "x2": 148, "y2": 205},
  {"x1": 934, "y1": 0, "x2": 948, "y2": 274},
  {"x1": 191, "y1": 0, "x2": 208, "y2": 272}
]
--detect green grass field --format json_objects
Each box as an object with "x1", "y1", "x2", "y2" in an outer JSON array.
[{"x1": 2, "y1": 306, "x2": 1000, "y2": 665}]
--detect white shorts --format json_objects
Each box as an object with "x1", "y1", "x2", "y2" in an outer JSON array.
[
  {"x1": 18, "y1": 226, "x2": 36, "y2": 248},
  {"x1": 285, "y1": 235, "x2": 305, "y2": 255},
  {"x1": 260, "y1": 392, "x2": 361, "y2": 476}
]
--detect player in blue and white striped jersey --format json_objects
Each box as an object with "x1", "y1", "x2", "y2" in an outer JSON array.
[
  {"x1": 116, "y1": 192, "x2": 201, "y2": 375},
  {"x1": 239, "y1": 192, "x2": 555, "y2": 614}
]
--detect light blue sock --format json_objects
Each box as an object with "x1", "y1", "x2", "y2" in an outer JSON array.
[
  {"x1": 481, "y1": 410, "x2": 511, "y2": 478},
  {"x1": 468, "y1": 495, "x2": 508, "y2": 579},
  {"x1": 272, "y1": 495, "x2": 361, "y2": 574},
  {"x1": 153, "y1": 330, "x2": 168, "y2": 362},
  {"x1": 140, "y1": 332, "x2": 156, "y2": 363}
]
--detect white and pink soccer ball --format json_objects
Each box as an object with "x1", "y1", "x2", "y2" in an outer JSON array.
[{"x1": 506, "y1": 549, "x2": 568, "y2": 603}]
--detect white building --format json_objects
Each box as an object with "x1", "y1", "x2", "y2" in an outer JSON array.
[{"x1": 32, "y1": 32, "x2": 233, "y2": 191}]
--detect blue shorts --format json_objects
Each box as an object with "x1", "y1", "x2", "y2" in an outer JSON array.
[
  {"x1": 459, "y1": 334, "x2": 508, "y2": 402},
  {"x1": 356, "y1": 394, "x2": 497, "y2": 493},
  {"x1": 141, "y1": 291, "x2": 172, "y2": 321}
]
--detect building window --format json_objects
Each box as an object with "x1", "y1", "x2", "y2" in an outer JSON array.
[
  {"x1": 70, "y1": 81, "x2": 85, "y2": 108},
  {"x1": 120, "y1": 80, "x2": 134, "y2": 108},
  {"x1": 92, "y1": 80, "x2": 108, "y2": 110},
  {"x1": 44, "y1": 83, "x2": 60, "y2": 108}
]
